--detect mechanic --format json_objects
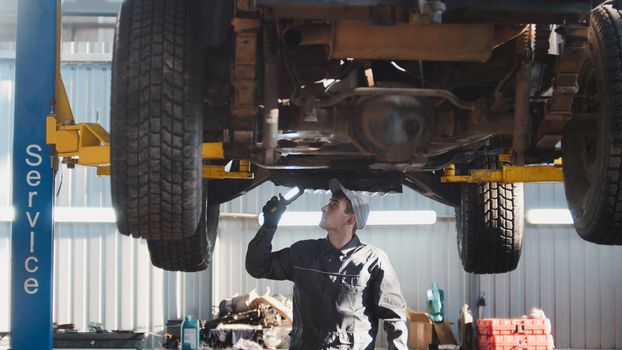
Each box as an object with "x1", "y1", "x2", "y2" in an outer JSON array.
[{"x1": 246, "y1": 178, "x2": 408, "y2": 350}]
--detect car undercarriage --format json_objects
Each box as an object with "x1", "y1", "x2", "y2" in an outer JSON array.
[{"x1": 101, "y1": 0, "x2": 622, "y2": 273}]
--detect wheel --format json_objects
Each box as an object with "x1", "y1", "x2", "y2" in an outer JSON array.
[
  {"x1": 562, "y1": 5, "x2": 622, "y2": 244},
  {"x1": 148, "y1": 200, "x2": 221, "y2": 272},
  {"x1": 111, "y1": 0, "x2": 204, "y2": 240},
  {"x1": 455, "y1": 156, "x2": 524, "y2": 274},
  {"x1": 562, "y1": 5, "x2": 622, "y2": 245}
]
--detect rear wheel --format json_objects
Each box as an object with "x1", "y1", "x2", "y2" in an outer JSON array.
[
  {"x1": 562, "y1": 5, "x2": 622, "y2": 244},
  {"x1": 456, "y1": 156, "x2": 524, "y2": 274},
  {"x1": 111, "y1": 0, "x2": 204, "y2": 240}
]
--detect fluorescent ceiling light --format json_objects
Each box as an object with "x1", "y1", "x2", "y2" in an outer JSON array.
[
  {"x1": 526, "y1": 209, "x2": 573, "y2": 225},
  {"x1": 368, "y1": 210, "x2": 436, "y2": 225},
  {"x1": 260, "y1": 210, "x2": 437, "y2": 227},
  {"x1": 54, "y1": 207, "x2": 116, "y2": 223},
  {"x1": 0, "y1": 206, "x2": 14, "y2": 222},
  {"x1": 0, "y1": 206, "x2": 116, "y2": 223},
  {"x1": 1, "y1": 206, "x2": 437, "y2": 226}
]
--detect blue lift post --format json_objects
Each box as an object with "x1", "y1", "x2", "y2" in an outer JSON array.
[{"x1": 10, "y1": 0, "x2": 58, "y2": 349}]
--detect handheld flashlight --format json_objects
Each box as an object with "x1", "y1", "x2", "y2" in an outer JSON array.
[
  {"x1": 259, "y1": 187, "x2": 304, "y2": 225},
  {"x1": 269, "y1": 186, "x2": 303, "y2": 213},
  {"x1": 282, "y1": 186, "x2": 303, "y2": 204}
]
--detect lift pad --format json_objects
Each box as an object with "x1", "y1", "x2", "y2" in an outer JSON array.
[
  {"x1": 46, "y1": 117, "x2": 253, "y2": 179},
  {"x1": 441, "y1": 163, "x2": 563, "y2": 184}
]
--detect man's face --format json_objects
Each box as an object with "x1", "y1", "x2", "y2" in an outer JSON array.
[{"x1": 319, "y1": 195, "x2": 355, "y2": 231}]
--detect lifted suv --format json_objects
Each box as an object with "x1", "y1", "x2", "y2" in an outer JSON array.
[{"x1": 110, "y1": 0, "x2": 621, "y2": 273}]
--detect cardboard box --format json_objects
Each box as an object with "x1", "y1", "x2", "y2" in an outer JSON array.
[
  {"x1": 407, "y1": 309, "x2": 433, "y2": 350},
  {"x1": 432, "y1": 322, "x2": 457, "y2": 346},
  {"x1": 407, "y1": 309, "x2": 457, "y2": 350}
]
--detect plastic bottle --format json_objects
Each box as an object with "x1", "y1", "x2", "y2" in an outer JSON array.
[
  {"x1": 181, "y1": 315, "x2": 200, "y2": 350},
  {"x1": 426, "y1": 283, "x2": 445, "y2": 322}
]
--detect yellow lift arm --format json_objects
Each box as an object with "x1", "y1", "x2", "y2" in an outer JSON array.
[
  {"x1": 441, "y1": 157, "x2": 563, "y2": 184},
  {"x1": 46, "y1": 116, "x2": 253, "y2": 179}
]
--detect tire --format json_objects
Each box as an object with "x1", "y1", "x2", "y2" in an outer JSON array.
[
  {"x1": 148, "y1": 202, "x2": 221, "y2": 272},
  {"x1": 111, "y1": 0, "x2": 204, "y2": 240},
  {"x1": 455, "y1": 156, "x2": 524, "y2": 274},
  {"x1": 562, "y1": 5, "x2": 622, "y2": 245}
]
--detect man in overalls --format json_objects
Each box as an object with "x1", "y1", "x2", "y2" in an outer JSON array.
[{"x1": 246, "y1": 179, "x2": 408, "y2": 349}]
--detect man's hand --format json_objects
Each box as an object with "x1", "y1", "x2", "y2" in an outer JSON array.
[{"x1": 262, "y1": 195, "x2": 287, "y2": 229}]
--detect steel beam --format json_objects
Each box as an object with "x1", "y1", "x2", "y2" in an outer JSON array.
[{"x1": 10, "y1": 0, "x2": 57, "y2": 349}]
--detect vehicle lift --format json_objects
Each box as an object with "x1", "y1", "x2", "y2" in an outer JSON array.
[
  {"x1": 10, "y1": 0, "x2": 561, "y2": 349},
  {"x1": 10, "y1": 1, "x2": 251, "y2": 349}
]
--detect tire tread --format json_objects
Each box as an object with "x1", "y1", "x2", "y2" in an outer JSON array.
[
  {"x1": 564, "y1": 5, "x2": 622, "y2": 244},
  {"x1": 148, "y1": 204, "x2": 220, "y2": 272},
  {"x1": 457, "y1": 156, "x2": 524, "y2": 274},
  {"x1": 111, "y1": 0, "x2": 204, "y2": 240}
]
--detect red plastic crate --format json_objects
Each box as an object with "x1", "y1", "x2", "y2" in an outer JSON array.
[
  {"x1": 478, "y1": 334, "x2": 555, "y2": 350},
  {"x1": 478, "y1": 334, "x2": 516, "y2": 350},
  {"x1": 477, "y1": 318, "x2": 551, "y2": 336},
  {"x1": 478, "y1": 319, "x2": 515, "y2": 335},
  {"x1": 518, "y1": 319, "x2": 551, "y2": 335}
]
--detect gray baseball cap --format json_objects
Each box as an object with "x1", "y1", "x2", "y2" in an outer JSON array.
[{"x1": 329, "y1": 178, "x2": 370, "y2": 230}]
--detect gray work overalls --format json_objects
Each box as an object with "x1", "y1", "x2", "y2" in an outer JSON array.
[{"x1": 246, "y1": 227, "x2": 409, "y2": 350}]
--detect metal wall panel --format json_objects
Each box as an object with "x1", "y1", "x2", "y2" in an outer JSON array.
[
  {"x1": 0, "y1": 223, "x2": 11, "y2": 333},
  {"x1": 1, "y1": 55, "x2": 622, "y2": 349},
  {"x1": 0, "y1": 59, "x2": 14, "y2": 208},
  {"x1": 479, "y1": 226, "x2": 622, "y2": 349},
  {"x1": 0, "y1": 57, "x2": 15, "y2": 336},
  {"x1": 51, "y1": 223, "x2": 212, "y2": 329}
]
